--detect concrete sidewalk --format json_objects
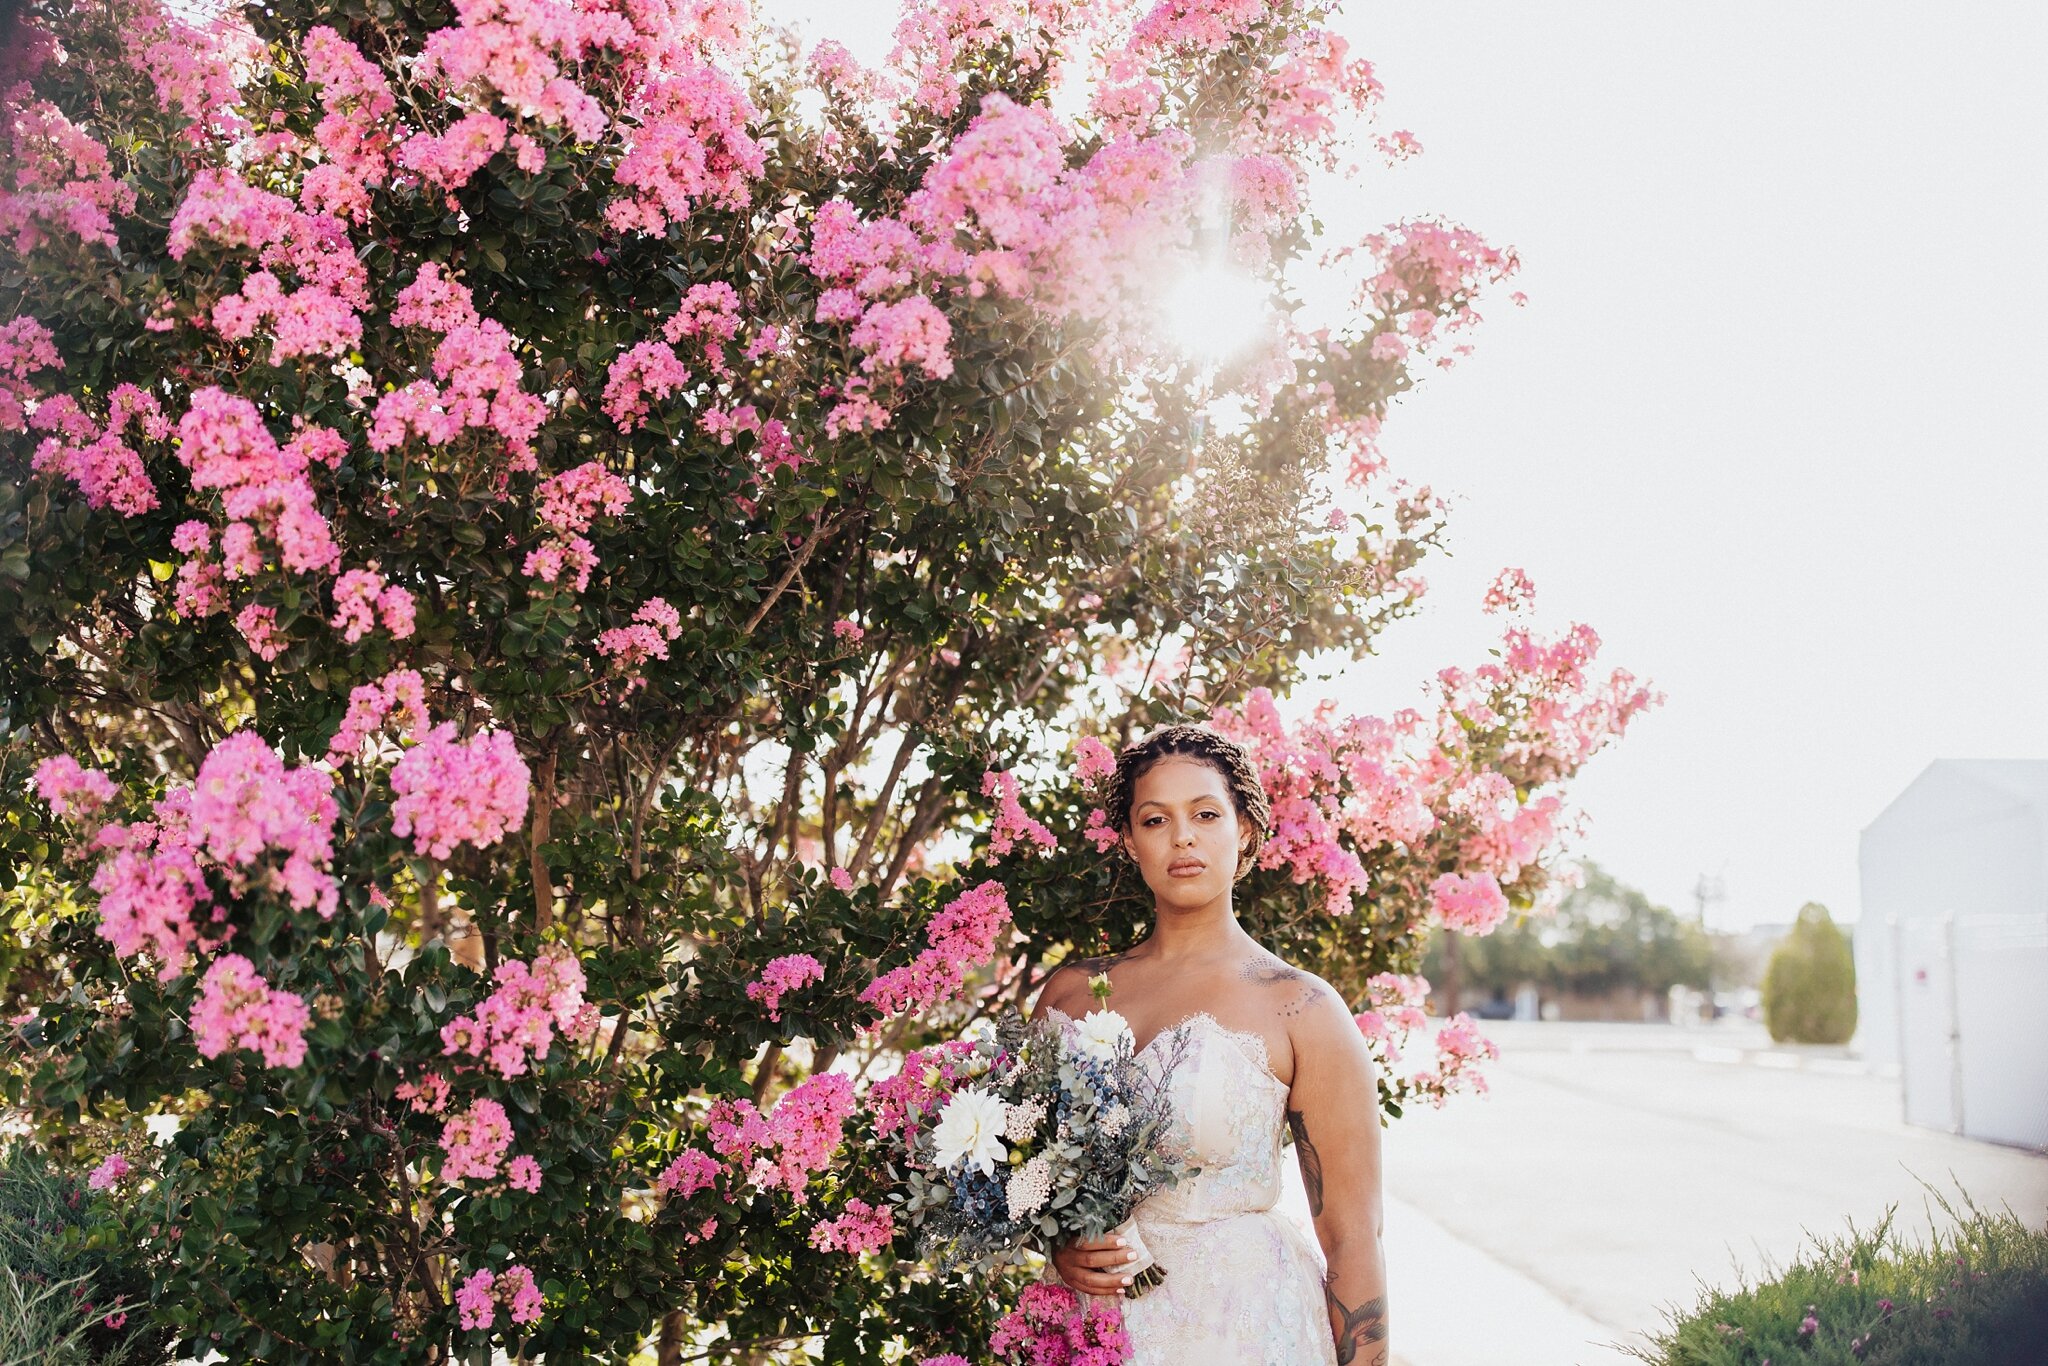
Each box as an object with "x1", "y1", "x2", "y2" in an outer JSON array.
[{"x1": 1363, "y1": 1019, "x2": 2048, "y2": 1366}]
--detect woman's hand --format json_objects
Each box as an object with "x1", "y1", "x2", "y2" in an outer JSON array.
[{"x1": 1051, "y1": 1231, "x2": 1135, "y2": 1297}]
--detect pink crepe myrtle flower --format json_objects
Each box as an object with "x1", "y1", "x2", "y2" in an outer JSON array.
[
  {"x1": 0, "y1": 315, "x2": 62, "y2": 432},
  {"x1": 990, "y1": 1280, "x2": 1131, "y2": 1363},
  {"x1": 1071, "y1": 735, "x2": 1116, "y2": 787},
  {"x1": 808, "y1": 1197, "x2": 895, "y2": 1255},
  {"x1": 330, "y1": 566, "x2": 417, "y2": 642},
  {"x1": 745, "y1": 952, "x2": 824, "y2": 1022},
  {"x1": 831, "y1": 618, "x2": 864, "y2": 646},
  {"x1": 980, "y1": 769, "x2": 1055, "y2": 858},
  {"x1": 389, "y1": 722, "x2": 531, "y2": 860},
  {"x1": 453, "y1": 1260, "x2": 543, "y2": 1331},
  {"x1": 506, "y1": 1154, "x2": 542, "y2": 1193},
  {"x1": 604, "y1": 60, "x2": 765, "y2": 237},
  {"x1": 325, "y1": 668, "x2": 430, "y2": 765},
  {"x1": 186, "y1": 729, "x2": 341, "y2": 917},
  {"x1": 1482, "y1": 566, "x2": 1536, "y2": 615},
  {"x1": 1428, "y1": 871, "x2": 1511, "y2": 935},
  {"x1": 439, "y1": 946, "x2": 587, "y2": 1080},
  {"x1": 602, "y1": 341, "x2": 691, "y2": 432},
  {"x1": 859, "y1": 879, "x2": 1011, "y2": 1021},
  {"x1": 440, "y1": 1097, "x2": 514, "y2": 1182},
  {"x1": 192, "y1": 954, "x2": 312, "y2": 1069},
  {"x1": 87, "y1": 1152, "x2": 131, "y2": 1191},
  {"x1": 655, "y1": 1147, "x2": 720, "y2": 1198},
  {"x1": 828, "y1": 866, "x2": 855, "y2": 892},
  {"x1": 27, "y1": 385, "x2": 163, "y2": 516},
  {"x1": 749, "y1": 1070, "x2": 856, "y2": 1199},
  {"x1": 33, "y1": 754, "x2": 118, "y2": 822}
]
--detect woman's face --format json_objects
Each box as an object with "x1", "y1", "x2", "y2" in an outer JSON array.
[{"x1": 1122, "y1": 755, "x2": 1250, "y2": 912}]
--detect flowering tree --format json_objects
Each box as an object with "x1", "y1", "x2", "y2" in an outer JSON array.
[{"x1": 0, "y1": 0, "x2": 1655, "y2": 1360}]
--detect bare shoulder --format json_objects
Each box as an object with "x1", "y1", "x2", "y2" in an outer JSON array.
[
  {"x1": 1030, "y1": 948, "x2": 1138, "y2": 1022},
  {"x1": 1236, "y1": 946, "x2": 1373, "y2": 1075}
]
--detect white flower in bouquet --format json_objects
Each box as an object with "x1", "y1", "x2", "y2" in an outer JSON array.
[
  {"x1": 1005, "y1": 1152, "x2": 1054, "y2": 1220},
  {"x1": 1099, "y1": 1101, "x2": 1130, "y2": 1138},
  {"x1": 1074, "y1": 1008, "x2": 1134, "y2": 1062},
  {"x1": 931, "y1": 1085, "x2": 1009, "y2": 1175},
  {"x1": 1003, "y1": 1095, "x2": 1048, "y2": 1143}
]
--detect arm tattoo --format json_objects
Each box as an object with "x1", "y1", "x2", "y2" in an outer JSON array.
[
  {"x1": 1286, "y1": 1106, "x2": 1324, "y2": 1217},
  {"x1": 1322, "y1": 1282, "x2": 1388, "y2": 1365}
]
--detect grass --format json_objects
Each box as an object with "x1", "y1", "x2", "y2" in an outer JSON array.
[{"x1": 1613, "y1": 1173, "x2": 2048, "y2": 1366}]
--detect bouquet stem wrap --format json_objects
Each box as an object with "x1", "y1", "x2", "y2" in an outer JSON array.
[{"x1": 1111, "y1": 1215, "x2": 1167, "y2": 1298}]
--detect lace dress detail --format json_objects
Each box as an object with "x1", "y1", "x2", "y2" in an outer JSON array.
[{"x1": 1048, "y1": 1008, "x2": 1337, "y2": 1366}]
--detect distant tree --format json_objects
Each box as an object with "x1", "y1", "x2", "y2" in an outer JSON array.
[
  {"x1": 1762, "y1": 901, "x2": 1858, "y2": 1044},
  {"x1": 1424, "y1": 860, "x2": 1711, "y2": 1004}
]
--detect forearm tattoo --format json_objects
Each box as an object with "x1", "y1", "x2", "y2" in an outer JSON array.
[
  {"x1": 1285, "y1": 1105, "x2": 1324, "y2": 1217},
  {"x1": 1323, "y1": 1281, "x2": 1388, "y2": 1366}
]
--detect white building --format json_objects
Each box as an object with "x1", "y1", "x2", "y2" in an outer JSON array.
[{"x1": 1857, "y1": 760, "x2": 2048, "y2": 1151}]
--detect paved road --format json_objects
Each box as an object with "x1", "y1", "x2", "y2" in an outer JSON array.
[{"x1": 1272, "y1": 1019, "x2": 2048, "y2": 1366}]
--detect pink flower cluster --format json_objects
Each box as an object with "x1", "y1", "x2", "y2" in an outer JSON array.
[
  {"x1": 866, "y1": 1038, "x2": 979, "y2": 1148},
  {"x1": 325, "y1": 667, "x2": 430, "y2": 765},
  {"x1": 372, "y1": 264, "x2": 545, "y2": 470},
  {"x1": 389, "y1": 722, "x2": 532, "y2": 860},
  {"x1": 87, "y1": 1152, "x2": 131, "y2": 1191},
  {"x1": 171, "y1": 391, "x2": 349, "y2": 629},
  {"x1": 32, "y1": 753, "x2": 118, "y2": 821},
  {"x1": 654, "y1": 1146, "x2": 720, "y2": 1198},
  {"x1": 744, "y1": 952, "x2": 824, "y2": 1023},
  {"x1": 886, "y1": 0, "x2": 1064, "y2": 119},
  {"x1": 188, "y1": 729, "x2": 341, "y2": 918},
  {"x1": 455, "y1": 1261, "x2": 543, "y2": 1331},
  {"x1": 438, "y1": 946, "x2": 588, "y2": 1080},
  {"x1": 981, "y1": 769, "x2": 1056, "y2": 858},
  {"x1": 602, "y1": 340, "x2": 691, "y2": 434},
  {"x1": 329, "y1": 566, "x2": 418, "y2": 643},
  {"x1": 192, "y1": 953, "x2": 312, "y2": 1069},
  {"x1": 1427, "y1": 871, "x2": 1509, "y2": 935},
  {"x1": 300, "y1": 26, "x2": 398, "y2": 221},
  {"x1": 989, "y1": 1281, "x2": 1131, "y2": 1366},
  {"x1": 0, "y1": 315, "x2": 60, "y2": 432},
  {"x1": 1071, "y1": 735, "x2": 1117, "y2": 787},
  {"x1": 594, "y1": 597, "x2": 682, "y2": 694},
  {"x1": 27, "y1": 385, "x2": 165, "y2": 516},
  {"x1": 168, "y1": 169, "x2": 371, "y2": 365},
  {"x1": 440, "y1": 1096, "x2": 514, "y2": 1181},
  {"x1": 397, "y1": 111, "x2": 509, "y2": 194},
  {"x1": 695, "y1": 1071, "x2": 858, "y2": 1201},
  {"x1": 0, "y1": 95, "x2": 137, "y2": 255},
  {"x1": 1209, "y1": 688, "x2": 1435, "y2": 916},
  {"x1": 1482, "y1": 566, "x2": 1536, "y2": 615},
  {"x1": 526, "y1": 459, "x2": 633, "y2": 594},
  {"x1": 84, "y1": 797, "x2": 214, "y2": 978},
  {"x1": 859, "y1": 878, "x2": 1011, "y2": 1020},
  {"x1": 807, "y1": 1197, "x2": 895, "y2": 1255},
  {"x1": 604, "y1": 61, "x2": 765, "y2": 237}
]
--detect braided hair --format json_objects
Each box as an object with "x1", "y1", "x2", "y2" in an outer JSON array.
[{"x1": 1097, "y1": 724, "x2": 1272, "y2": 881}]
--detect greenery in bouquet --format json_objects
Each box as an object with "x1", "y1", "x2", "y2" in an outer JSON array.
[{"x1": 883, "y1": 1007, "x2": 1195, "y2": 1281}]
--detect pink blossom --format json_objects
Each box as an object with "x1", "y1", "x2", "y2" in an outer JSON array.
[
  {"x1": 604, "y1": 61, "x2": 764, "y2": 236},
  {"x1": 438, "y1": 946, "x2": 587, "y2": 1080},
  {"x1": 831, "y1": 618, "x2": 865, "y2": 646},
  {"x1": 456, "y1": 1267, "x2": 497, "y2": 1331},
  {"x1": 28, "y1": 387, "x2": 162, "y2": 516},
  {"x1": 33, "y1": 754, "x2": 118, "y2": 822},
  {"x1": 186, "y1": 729, "x2": 341, "y2": 918},
  {"x1": 655, "y1": 1147, "x2": 720, "y2": 1198},
  {"x1": 1081, "y1": 807, "x2": 1120, "y2": 853},
  {"x1": 850, "y1": 294, "x2": 953, "y2": 380},
  {"x1": 602, "y1": 341, "x2": 691, "y2": 432},
  {"x1": 1428, "y1": 871, "x2": 1510, "y2": 935},
  {"x1": 0, "y1": 315, "x2": 61, "y2": 432},
  {"x1": 980, "y1": 769, "x2": 1055, "y2": 858},
  {"x1": 439, "y1": 1097, "x2": 513, "y2": 1181},
  {"x1": 751, "y1": 1070, "x2": 856, "y2": 1198},
  {"x1": 389, "y1": 722, "x2": 531, "y2": 860},
  {"x1": 745, "y1": 952, "x2": 825, "y2": 1023},
  {"x1": 859, "y1": 879, "x2": 1011, "y2": 1020},
  {"x1": 0, "y1": 98, "x2": 138, "y2": 255},
  {"x1": 990, "y1": 1281, "x2": 1130, "y2": 1363},
  {"x1": 192, "y1": 953, "x2": 312, "y2": 1069},
  {"x1": 396, "y1": 112, "x2": 508, "y2": 192},
  {"x1": 808, "y1": 1197, "x2": 895, "y2": 1255},
  {"x1": 325, "y1": 668, "x2": 430, "y2": 765},
  {"x1": 867, "y1": 1038, "x2": 979, "y2": 1148},
  {"x1": 1482, "y1": 567, "x2": 1536, "y2": 615},
  {"x1": 828, "y1": 866, "x2": 855, "y2": 892},
  {"x1": 506, "y1": 1154, "x2": 542, "y2": 1192},
  {"x1": 87, "y1": 1152, "x2": 131, "y2": 1191},
  {"x1": 330, "y1": 566, "x2": 418, "y2": 643},
  {"x1": 300, "y1": 26, "x2": 397, "y2": 221},
  {"x1": 1071, "y1": 735, "x2": 1117, "y2": 787}
]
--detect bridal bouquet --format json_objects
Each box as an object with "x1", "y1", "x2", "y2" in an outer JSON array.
[{"x1": 881, "y1": 982, "x2": 1196, "y2": 1296}]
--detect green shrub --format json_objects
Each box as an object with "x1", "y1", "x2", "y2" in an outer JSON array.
[
  {"x1": 0, "y1": 1144, "x2": 169, "y2": 1365},
  {"x1": 1615, "y1": 1176, "x2": 2048, "y2": 1365},
  {"x1": 1762, "y1": 901, "x2": 1858, "y2": 1045}
]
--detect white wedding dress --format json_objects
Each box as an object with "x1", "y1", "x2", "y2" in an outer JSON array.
[{"x1": 1050, "y1": 1008, "x2": 1339, "y2": 1366}]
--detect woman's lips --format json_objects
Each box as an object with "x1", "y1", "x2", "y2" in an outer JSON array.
[{"x1": 1167, "y1": 861, "x2": 1206, "y2": 876}]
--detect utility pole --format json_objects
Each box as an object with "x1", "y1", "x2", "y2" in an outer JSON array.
[{"x1": 1692, "y1": 873, "x2": 1725, "y2": 927}]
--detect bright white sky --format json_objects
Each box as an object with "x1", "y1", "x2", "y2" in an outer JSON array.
[{"x1": 769, "y1": 1, "x2": 2048, "y2": 932}]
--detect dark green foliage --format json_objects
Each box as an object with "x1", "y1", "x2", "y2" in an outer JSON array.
[{"x1": 1762, "y1": 902, "x2": 1857, "y2": 1046}]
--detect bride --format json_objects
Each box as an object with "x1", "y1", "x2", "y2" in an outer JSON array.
[{"x1": 1030, "y1": 724, "x2": 1391, "y2": 1366}]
